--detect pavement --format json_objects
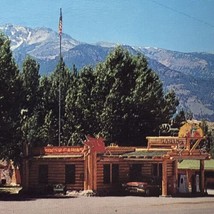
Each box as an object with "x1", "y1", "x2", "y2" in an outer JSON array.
[
  {"x1": 1, "y1": 193, "x2": 214, "y2": 214},
  {"x1": 0, "y1": 187, "x2": 214, "y2": 214}
]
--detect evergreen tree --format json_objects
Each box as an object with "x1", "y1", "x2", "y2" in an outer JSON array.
[
  {"x1": 94, "y1": 47, "x2": 179, "y2": 146},
  {"x1": 98, "y1": 47, "x2": 137, "y2": 144},
  {"x1": 74, "y1": 67, "x2": 96, "y2": 135},
  {"x1": 64, "y1": 67, "x2": 83, "y2": 145},
  {"x1": 0, "y1": 33, "x2": 22, "y2": 163},
  {"x1": 20, "y1": 56, "x2": 41, "y2": 145},
  {"x1": 21, "y1": 56, "x2": 40, "y2": 114},
  {"x1": 40, "y1": 58, "x2": 73, "y2": 146},
  {"x1": 37, "y1": 76, "x2": 57, "y2": 146},
  {"x1": 173, "y1": 109, "x2": 186, "y2": 127}
]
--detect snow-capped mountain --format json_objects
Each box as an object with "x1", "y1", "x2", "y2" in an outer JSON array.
[
  {"x1": 0, "y1": 24, "x2": 80, "y2": 60},
  {"x1": 1, "y1": 24, "x2": 214, "y2": 121}
]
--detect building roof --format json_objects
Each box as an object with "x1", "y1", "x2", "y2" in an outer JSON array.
[
  {"x1": 121, "y1": 150, "x2": 168, "y2": 159},
  {"x1": 178, "y1": 159, "x2": 214, "y2": 170},
  {"x1": 33, "y1": 155, "x2": 83, "y2": 159}
]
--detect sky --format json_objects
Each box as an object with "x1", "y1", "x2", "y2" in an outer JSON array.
[{"x1": 0, "y1": 0, "x2": 214, "y2": 53}]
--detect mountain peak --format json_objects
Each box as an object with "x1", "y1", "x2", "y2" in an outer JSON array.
[
  {"x1": 0, "y1": 24, "x2": 81, "y2": 59},
  {"x1": 1, "y1": 24, "x2": 214, "y2": 121}
]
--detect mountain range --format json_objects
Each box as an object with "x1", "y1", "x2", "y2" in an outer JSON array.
[{"x1": 0, "y1": 24, "x2": 214, "y2": 121}]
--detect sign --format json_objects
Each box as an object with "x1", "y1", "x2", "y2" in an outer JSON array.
[
  {"x1": 147, "y1": 137, "x2": 187, "y2": 149},
  {"x1": 147, "y1": 137, "x2": 186, "y2": 144},
  {"x1": 84, "y1": 136, "x2": 105, "y2": 153},
  {"x1": 44, "y1": 147, "x2": 84, "y2": 154},
  {"x1": 178, "y1": 123, "x2": 204, "y2": 138},
  {"x1": 160, "y1": 138, "x2": 186, "y2": 145}
]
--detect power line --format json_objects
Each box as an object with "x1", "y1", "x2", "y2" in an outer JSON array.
[{"x1": 150, "y1": 0, "x2": 214, "y2": 29}]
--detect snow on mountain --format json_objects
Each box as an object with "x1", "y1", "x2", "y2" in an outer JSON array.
[
  {"x1": 1, "y1": 24, "x2": 214, "y2": 121},
  {"x1": 95, "y1": 41, "x2": 117, "y2": 48},
  {"x1": 0, "y1": 24, "x2": 81, "y2": 60}
]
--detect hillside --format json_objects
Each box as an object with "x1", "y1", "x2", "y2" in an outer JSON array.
[{"x1": 0, "y1": 24, "x2": 214, "y2": 121}]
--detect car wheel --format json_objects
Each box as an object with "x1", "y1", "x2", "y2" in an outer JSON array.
[{"x1": 145, "y1": 189, "x2": 150, "y2": 196}]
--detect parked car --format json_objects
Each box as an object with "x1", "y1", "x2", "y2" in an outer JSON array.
[{"x1": 122, "y1": 177, "x2": 161, "y2": 196}]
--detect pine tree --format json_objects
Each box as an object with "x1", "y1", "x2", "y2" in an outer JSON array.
[
  {"x1": 0, "y1": 33, "x2": 22, "y2": 163},
  {"x1": 40, "y1": 58, "x2": 73, "y2": 146},
  {"x1": 94, "y1": 47, "x2": 179, "y2": 146},
  {"x1": 64, "y1": 66, "x2": 84, "y2": 145},
  {"x1": 20, "y1": 56, "x2": 41, "y2": 146}
]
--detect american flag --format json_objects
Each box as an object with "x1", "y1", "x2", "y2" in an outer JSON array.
[{"x1": 59, "y1": 8, "x2": 62, "y2": 36}]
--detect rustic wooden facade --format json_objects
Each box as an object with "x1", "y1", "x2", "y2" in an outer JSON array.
[
  {"x1": 178, "y1": 159, "x2": 214, "y2": 192},
  {"x1": 22, "y1": 123, "x2": 211, "y2": 196}
]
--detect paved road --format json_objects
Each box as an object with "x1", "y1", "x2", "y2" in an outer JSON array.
[{"x1": 1, "y1": 194, "x2": 214, "y2": 214}]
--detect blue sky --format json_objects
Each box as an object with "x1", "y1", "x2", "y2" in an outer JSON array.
[{"x1": 0, "y1": 0, "x2": 214, "y2": 53}]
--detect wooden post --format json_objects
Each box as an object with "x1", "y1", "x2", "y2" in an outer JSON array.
[
  {"x1": 186, "y1": 138, "x2": 191, "y2": 151},
  {"x1": 173, "y1": 160, "x2": 178, "y2": 195},
  {"x1": 186, "y1": 170, "x2": 191, "y2": 193},
  {"x1": 93, "y1": 152, "x2": 97, "y2": 191},
  {"x1": 200, "y1": 160, "x2": 205, "y2": 194},
  {"x1": 88, "y1": 152, "x2": 92, "y2": 190},
  {"x1": 84, "y1": 153, "x2": 88, "y2": 190},
  {"x1": 22, "y1": 142, "x2": 29, "y2": 191},
  {"x1": 83, "y1": 143, "x2": 98, "y2": 191},
  {"x1": 162, "y1": 159, "x2": 168, "y2": 196},
  {"x1": 86, "y1": 149, "x2": 95, "y2": 190}
]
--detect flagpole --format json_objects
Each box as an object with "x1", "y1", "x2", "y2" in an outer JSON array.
[{"x1": 58, "y1": 8, "x2": 62, "y2": 146}]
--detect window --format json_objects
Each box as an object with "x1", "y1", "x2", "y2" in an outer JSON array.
[
  {"x1": 112, "y1": 164, "x2": 119, "y2": 184},
  {"x1": 38, "y1": 165, "x2": 48, "y2": 184},
  {"x1": 129, "y1": 164, "x2": 142, "y2": 180},
  {"x1": 103, "y1": 164, "x2": 110, "y2": 184},
  {"x1": 103, "y1": 164, "x2": 119, "y2": 184},
  {"x1": 152, "y1": 163, "x2": 162, "y2": 177},
  {"x1": 65, "y1": 165, "x2": 75, "y2": 184}
]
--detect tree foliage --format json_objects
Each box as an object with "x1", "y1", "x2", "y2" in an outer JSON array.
[
  {"x1": 94, "y1": 47, "x2": 179, "y2": 146},
  {"x1": 0, "y1": 39, "x2": 181, "y2": 163},
  {"x1": 0, "y1": 34, "x2": 22, "y2": 163}
]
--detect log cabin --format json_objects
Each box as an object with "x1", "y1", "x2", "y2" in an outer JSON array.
[{"x1": 22, "y1": 122, "x2": 211, "y2": 196}]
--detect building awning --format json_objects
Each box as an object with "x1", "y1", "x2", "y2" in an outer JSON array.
[
  {"x1": 33, "y1": 154, "x2": 83, "y2": 159},
  {"x1": 121, "y1": 150, "x2": 168, "y2": 159},
  {"x1": 178, "y1": 159, "x2": 214, "y2": 170}
]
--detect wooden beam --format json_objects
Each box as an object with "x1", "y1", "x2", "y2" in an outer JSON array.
[
  {"x1": 200, "y1": 160, "x2": 205, "y2": 194},
  {"x1": 84, "y1": 153, "x2": 88, "y2": 190},
  {"x1": 173, "y1": 160, "x2": 178, "y2": 195},
  {"x1": 88, "y1": 151, "x2": 93, "y2": 190},
  {"x1": 22, "y1": 142, "x2": 29, "y2": 191},
  {"x1": 93, "y1": 152, "x2": 97, "y2": 191},
  {"x1": 162, "y1": 159, "x2": 168, "y2": 196},
  {"x1": 167, "y1": 154, "x2": 209, "y2": 160},
  {"x1": 190, "y1": 139, "x2": 202, "y2": 152}
]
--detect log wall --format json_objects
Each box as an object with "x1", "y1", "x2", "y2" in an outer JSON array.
[
  {"x1": 96, "y1": 159, "x2": 173, "y2": 192},
  {"x1": 29, "y1": 158, "x2": 84, "y2": 191}
]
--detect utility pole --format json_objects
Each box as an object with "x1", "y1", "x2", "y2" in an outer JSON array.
[{"x1": 58, "y1": 8, "x2": 62, "y2": 146}]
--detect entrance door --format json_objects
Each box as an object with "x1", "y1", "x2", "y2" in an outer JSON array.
[
  {"x1": 129, "y1": 164, "x2": 141, "y2": 180},
  {"x1": 178, "y1": 174, "x2": 188, "y2": 193}
]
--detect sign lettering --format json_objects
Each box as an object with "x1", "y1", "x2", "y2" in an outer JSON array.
[
  {"x1": 44, "y1": 147, "x2": 84, "y2": 154},
  {"x1": 147, "y1": 137, "x2": 187, "y2": 148}
]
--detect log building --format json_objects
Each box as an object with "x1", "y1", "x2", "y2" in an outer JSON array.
[{"x1": 22, "y1": 123, "x2": 211, "y2": 196}]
